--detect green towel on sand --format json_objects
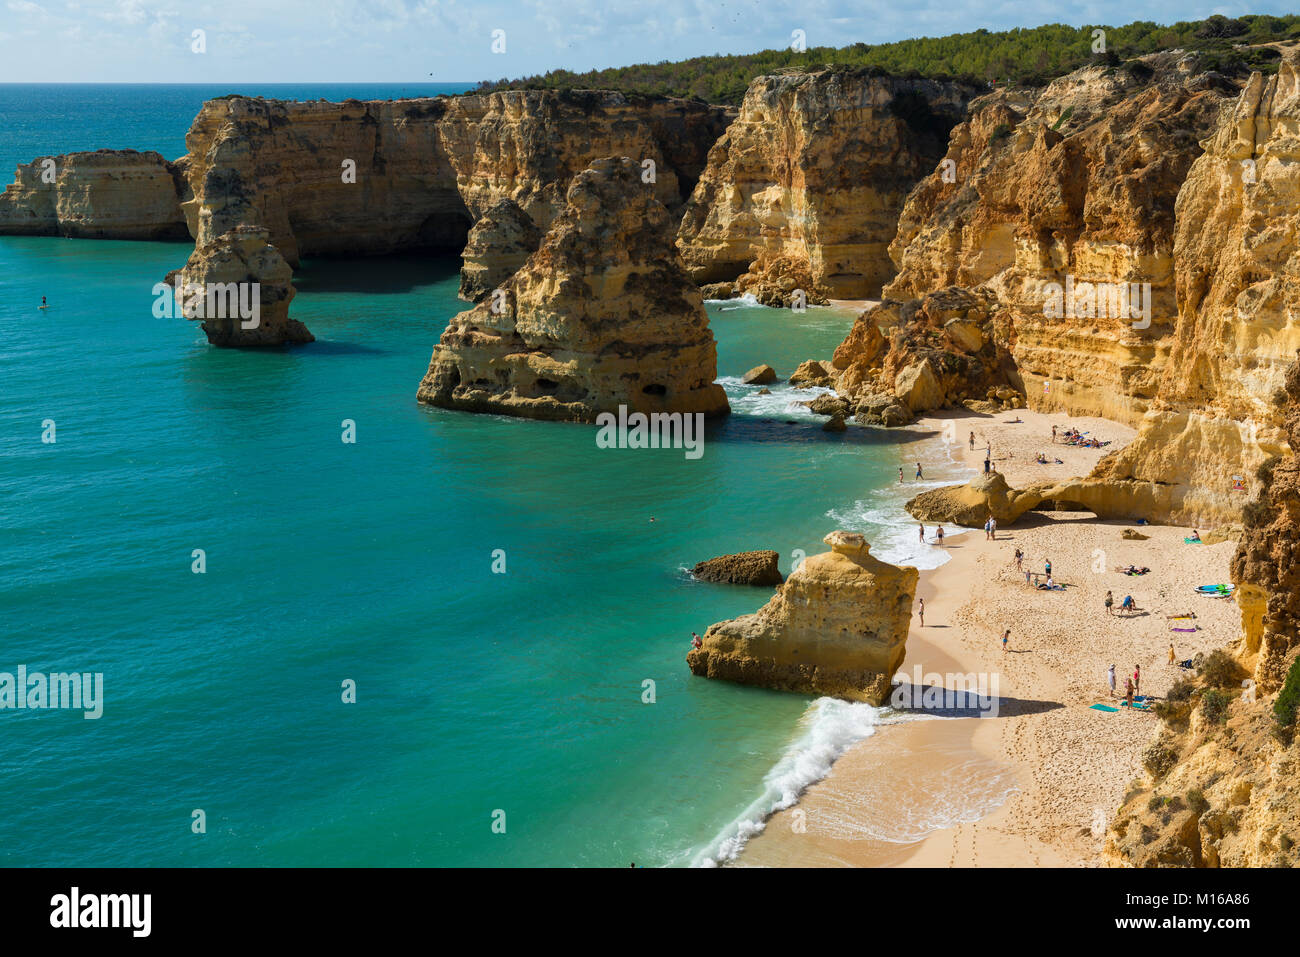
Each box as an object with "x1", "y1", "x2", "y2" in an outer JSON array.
[{"x1": 1090, "y1": 704, "x2": 1120, "y2": 712}]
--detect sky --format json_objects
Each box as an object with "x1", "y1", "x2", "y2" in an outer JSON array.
[{"x1": 0, "y1": 0, "x2": 1286, "y2": 84}]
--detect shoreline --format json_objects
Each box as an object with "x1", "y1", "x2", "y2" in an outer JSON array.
[{"x1": 734, "y1": 406, "x2": 1239, "y2": 867}]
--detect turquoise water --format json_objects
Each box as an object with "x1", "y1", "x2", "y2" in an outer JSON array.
[{"x1": 0, "y1": 88, "x2": 964, "y2": 867}]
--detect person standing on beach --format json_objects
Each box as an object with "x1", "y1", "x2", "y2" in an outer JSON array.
[
  {"x1": 1002, "y1": 629, "x2": 1010, "y2": 653},
  {"x1": 916, "y1": 463, "x2": 924, "y2": 480},
  {"x1": 969, "y1": 431, "x2": 975, "y2": 450},
  {"x1": 936, "y1": 525, "x2": 945, "y2": 546},
  {"x1": 1051, "y1": 425, "x2": 1057, "y2": 444},
  {"x1": 917, "y1": 598, "x2": 925, "y2": 627},
  {"x1": 919, "y1": 523, "x2": 925, "y2": 542},
  {"x1": 1105, "y1": 590, "x2": 1114, "y2": 615},
  {"x1": 1108, "y1": 664, "x2": 1117, "y2": 697},
  {"x1": 989, "y1": 516, "x2": 997, "y2": 539},
  {"x1": 1168, "y1": 642, "x2": 1176, "y2": 665},
  {"x1": 899, "y1": 466, "x2": 904, "y2": 483},
  {"x1": 1014, "y1": 548, "x2": 1023, "y2": 571},
  {"x1": 1045, "y1": 558, "x2": 1052, "y2": 577},
  {"x1": 983, "y1": 454, "x2": 991, "y2": 474},
  {"x1": 1125, "y1": 677, "x2": 1134, "y2": 708},
  {"x1": 1134, "y1": 665, "x2": 1141, "y2": 696}
]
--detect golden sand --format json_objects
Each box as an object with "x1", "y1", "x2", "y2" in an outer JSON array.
[{"x1": 737, "y1": 408, "x2": 1238, "y2": 867}]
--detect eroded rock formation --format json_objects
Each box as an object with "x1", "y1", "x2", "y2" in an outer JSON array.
[
  {"x1": 172, "y1": 225, "x2": 311, "y2": 347},
  {"x1": 0, "y1": 149, "x2": 187, "y2": 239},
  {"x1": 687, "y1": 530, "x2": 916, "y2": 704},
  {"x1": 676, "y1": 70, "x2": 977, "y2": 301},
  {"x1": 457, "y1": 198, "x2": 541, "y2": 302},
  {"x1": 416, "y1": 157, "x2": 729, "y2": 421}
]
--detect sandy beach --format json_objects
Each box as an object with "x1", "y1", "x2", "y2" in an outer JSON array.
[{"x1": 737, "y1": 407, "x2": 1240, "y2": 867}]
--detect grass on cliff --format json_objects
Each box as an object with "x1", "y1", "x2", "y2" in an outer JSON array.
[
  {"x1": 474, "y1": 15, "x2": 1300, "y2": 103},
  {"x1": 1275, "y1": 656, "x2": 1300, "y2": 733}
]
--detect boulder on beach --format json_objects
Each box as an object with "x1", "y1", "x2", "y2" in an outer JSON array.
[
  {"x1": 1121, "y1": 528, "x2": 1150, "y2": 541},
  {"x1": 822, "y1": 413, "x2": 847, "y2": 432},
  {"x1": 691, "y1": 550, "x2": 784, "y2": 587},
  {"x1": 789, "y1": 359, "x2": 834, "y2": 388}
]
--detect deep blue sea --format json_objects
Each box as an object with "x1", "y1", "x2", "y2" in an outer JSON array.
[{"x1": 0, "y1": 84, "x2": 966, "y2": 866}]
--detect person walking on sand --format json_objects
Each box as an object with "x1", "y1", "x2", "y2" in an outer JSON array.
[
  {"x1": 1105, "y1": 590, "x2": 1114, "y2": 616},
  {"x1": 917, "y1": 598, "x2": 925, "y2": 627},
  {"x1": 969, "y1": 431, "x2": 975, "y2": 450},
  {"x1": 916, "y1": 462, "x2": 924, "y2": 480},
  {"x1": 1108, "y1": 664, "x2": 1117, "y2": 698},
  {"x1": 1002, "y1": 629, "x2": 1010, "y2": 653}
]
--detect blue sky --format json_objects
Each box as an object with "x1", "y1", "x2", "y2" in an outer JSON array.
[{"x1": 0, "y1": 0, "x2": 1284, "y2": 83}]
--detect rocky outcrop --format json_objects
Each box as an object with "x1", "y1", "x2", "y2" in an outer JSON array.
[
  {"x1": 457, "y1": 198, "x2": 541, "y2": 302},
  {"x1": 741, "y1": 364, "x2": 776, "y2": 385},
  {"x1": 832, "y1": 286, "x2": 1022, "y2": 413},
  {"x1": 417, "y1": 157, "x2": 729, "y2": 421},
  {"x1": 676, "y1": 70, "x2": 978, "y2": 300},
  {"x1": 906, "y1": 471, "x2": 1046, "y2": 527},
  {"x1": 171, "y1": 225, "x2": 311, "y2": 347},
  {"x1": 1231, "y1": 354, "x2": 1300, "y2": 693},
  {"x1": 686, "y1": 530, "x2": 917, "y2": 704},
  {"x1": 0, "y1": 149, "x2": 187, "y2": 239},
  {"x1": 691, "y1": 551, "x2": 784, "y2": 587}
]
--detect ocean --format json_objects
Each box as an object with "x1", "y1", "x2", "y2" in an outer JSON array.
[{"x1": 0, "y1": 84, "x2": 969, "y2": 867}]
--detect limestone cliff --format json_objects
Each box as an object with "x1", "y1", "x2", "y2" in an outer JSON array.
[
  {"x1": 676, "y1": 70, "x2": 978, "y2": 301},
  {"x1": 1231, "y1": 354, "x2": 1300, "y2": 694},
  {"x1": 180, "y1": 91, "x2": 726, "y2": 268},
  {"x1": 416, "y1": 157, "x2": 728, "y2": 421},
  {"x1": 0, "y1": 149, "x2": 187, "y2": 239},
  {"x1": 172, "y1": 225, "x2": 311, "y2": 347},
  {"x1": 687, "y1": 530, "x2": 916, "y2": 704},
  {"x1": 876, "y1": 56, "x2": 1233, "y2": 427},
  {"x1": 457, "y1": 198, "x2": 541, "y2": 302}
]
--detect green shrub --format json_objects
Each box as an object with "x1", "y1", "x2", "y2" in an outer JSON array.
[
  {"x1": 1274, "y1": 657, "x2": 1300, "y2": 730},
  {"x1": 1201, "y1": 688, "x2": 1231, "y2": 724},
  {"x1": 1167, "y1": 678, "x2": 1196, "y2": 702},
  {"x1": 1186, "y1": 789, "x2": 1210, "y2": 816},
  {"x1": 1199, "y1": 650, "x2": 1243, "y2": 689}
]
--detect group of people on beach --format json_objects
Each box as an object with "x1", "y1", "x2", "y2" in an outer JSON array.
[
  {"x1": 900, "y1": 463, "x2": 925, "y2": 482},
  {"x1": 1051, "y1": 425, "x2": 1108, "y2": 449},
  {"x1": 1107, "y1": 663, "x2": 1145, "y2": 707}
]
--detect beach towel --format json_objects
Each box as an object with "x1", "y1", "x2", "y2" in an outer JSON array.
[
  {"x1": 1171, "y1": 626, "x2": 1198, "y2": 633},
  {"x1": 1090, "y1": 704, "x2": 1119, "y2": 712},
  {"x1": 1166, "y1": 613, "x2": 1196, "y2": 620},
  {"x1": 1184, "y1": 537, "x2": 1203, "y2": 544}
]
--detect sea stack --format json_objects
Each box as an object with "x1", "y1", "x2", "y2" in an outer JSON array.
[
  {"x1": 418, "y1": 156, "x2": 729, "y2": 421},
  {"x1": 687, "y1": 530, "x2": 917, "y2": 704},
  {"x1": 173, "y1": 225, "x2": 312, "y2": 347}
]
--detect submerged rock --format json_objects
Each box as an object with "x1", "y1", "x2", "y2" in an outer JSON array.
[
  {"x1": 691, "y1": 550, "x2": 784, "y2": 587},
  {"x1": 687, "y1": 530, "x2": 917, "y2": 704}
]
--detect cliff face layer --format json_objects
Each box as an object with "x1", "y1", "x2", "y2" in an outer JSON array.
[
  {"x1": 416, "y1": 157, "x2": 729, "y2": 421},
  {"x1": 676, "y1": 70, "x2": 978, "y2": 302},
  {"x1": 0, "y1": 149, "x2": 187, "y2": 239},
  {"x1": 687, "y1": 531, "x2": 916, "y2": 704}
]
